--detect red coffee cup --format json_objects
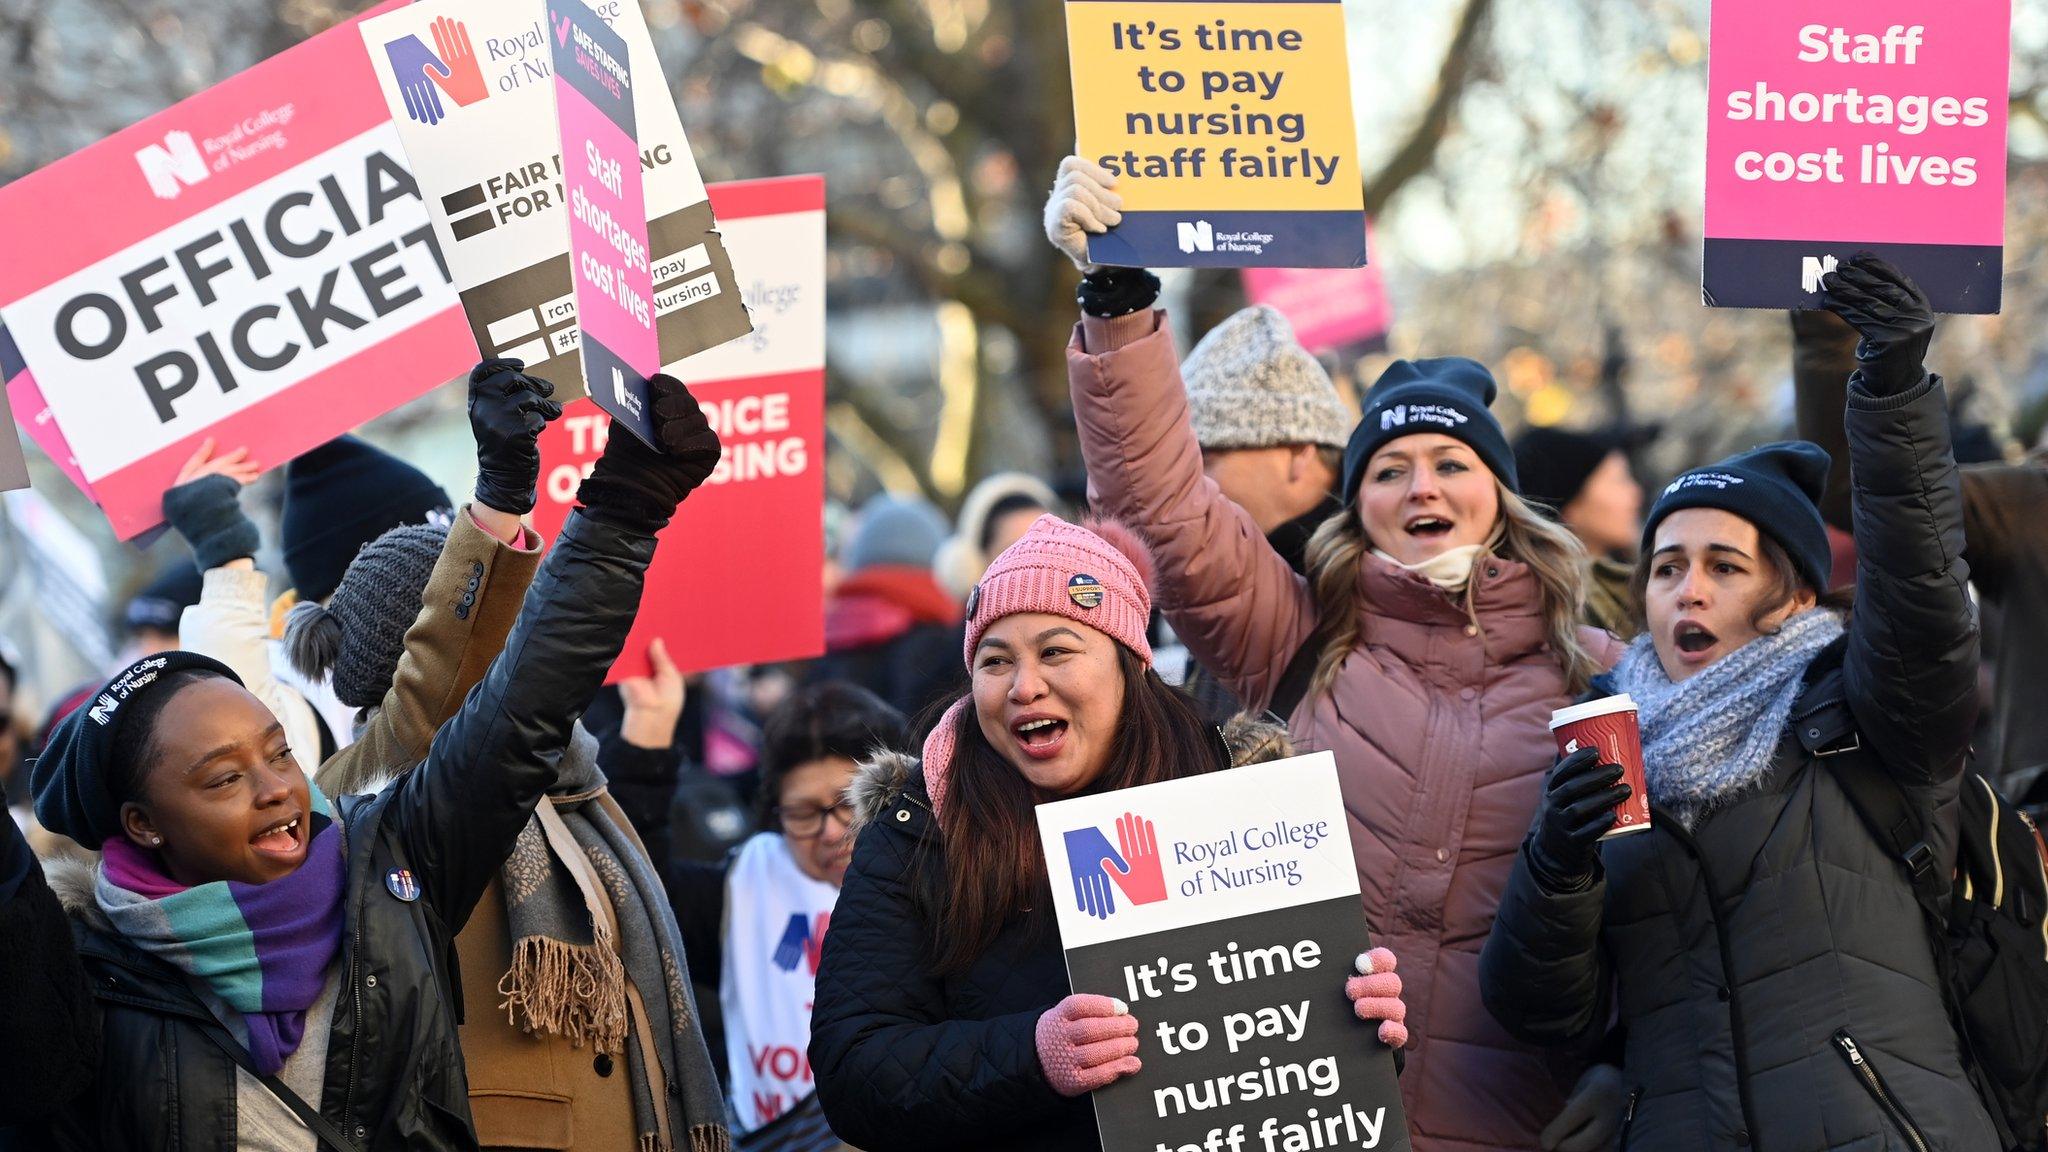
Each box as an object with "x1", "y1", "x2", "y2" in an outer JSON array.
[{"x1": 1548, "y1": 695, "x2": 1651, "y2": 839}]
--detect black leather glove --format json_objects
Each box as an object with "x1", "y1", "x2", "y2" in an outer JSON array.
[
  {"x1": 162, "y1": 473, "x2": 259, "y2": 571},
  {"x1": 575, "y1": 374, "x2": 722, "y2": 531},
  {"x1": 1526, "y1": 746, "x2": 1630, "y2": 892},
  {"x1": 469, "y1": 358, "x2": 564, "y2": 514},
  {"x1": 1819, "y1": 254, "x2": 1935, "y2": 397}
]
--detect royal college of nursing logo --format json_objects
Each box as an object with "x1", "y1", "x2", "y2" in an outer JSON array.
[
  {"x1": 1063, "y1": 812, "x2": 1169, "y2": 921},
  {"x1": 384, "y1": 17, "x2": 489, "y2": 127}
]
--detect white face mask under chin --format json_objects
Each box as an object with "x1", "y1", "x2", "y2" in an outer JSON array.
[{"x1": 1370, "y1": 543, "x2": 1490, "y2": 593}]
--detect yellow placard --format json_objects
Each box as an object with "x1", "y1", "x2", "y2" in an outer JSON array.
[{"x1": 1066, "y1": 1, "x2": 1364, "y2": 214}]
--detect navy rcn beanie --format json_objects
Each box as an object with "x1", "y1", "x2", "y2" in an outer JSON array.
[
  {"x1": 1342, "y1": 357, "x2": 1519, "y2": 502},
  {"x1": 32, "y1": 651, "x2": 243, "y2": 849},
  {"x1": 1641, "y1": 441, "x2": 1833, "y2": 594}
]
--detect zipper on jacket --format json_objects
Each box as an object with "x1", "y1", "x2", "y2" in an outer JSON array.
[
  {"x1": 1619, "y1": 1087, "x2": 1642, "y2": 1150},
  {"x1": 1833, "y1": 1031, "x2": 1931, "y2": 1152},
  {"x1": 342, "y1": 881, "x2": 366, "y2": 1140},
  {"x1": 1654, "y1": 807, "x2": 1764, "y2": 1151}
]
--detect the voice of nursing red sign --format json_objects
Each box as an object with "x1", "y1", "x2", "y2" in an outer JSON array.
[{"x1": 531, "y1": 176, "x2": 827, "y2": 681}]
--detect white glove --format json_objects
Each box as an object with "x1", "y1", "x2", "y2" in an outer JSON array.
[
  {"x1": 1043, "y1": 156, "x2": 1122, "y2": 272},
  {"x1": 1541, "y1": 1063, "x2": 1627, "y2": 1152}
]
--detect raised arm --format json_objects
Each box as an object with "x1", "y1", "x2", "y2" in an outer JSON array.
[
  {"x1": 1048, "y1": 160, "x2": 1315, "y2": 710},
  {"x1": 384, "y1": 375, "x2": 722, "y2": 933},
  {"x1": 1821, "y1": 257, "x2": 1977, "y2": 786},
  {"x1": 312, "y1": 506, "x2": 541, "y2": 795},
  {"x1": 164, "y1": 442, "x2": 324, "y2": 766}
]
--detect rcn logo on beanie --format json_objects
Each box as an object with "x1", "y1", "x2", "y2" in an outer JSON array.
[
  {"x1": 87, "y1": 656, "x2": 174, "y2": 726},
  {"x1": 1378, "y1": 403, "x2": 1470, "y2": 432},
  {"x1": 1663, "y1": 472, "x2": 1747, "y2": 495}
]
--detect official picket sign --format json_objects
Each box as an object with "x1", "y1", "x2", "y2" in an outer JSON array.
[
  {"x1": 1702, "y1": 0, "x2": 2011, "y2": 312},
  {"x1": 547, "y1": 0, "x2": 662, "y2": 446},
  {"x1": 1067, "y1": 0, "x2": 1367, "y2": 268},
  {"x1": 532, "y1": 176, "x2": 826, "y2": 681},
  {"x1": 1036, "y1": 753, "x2": 1409, "y2": 1152},
  {"x1": 0, "y1": 0, "x2": 476, "y2": 538},
  {"x1": 361, "y1": 0, "x2": 752, "y2": 397}
]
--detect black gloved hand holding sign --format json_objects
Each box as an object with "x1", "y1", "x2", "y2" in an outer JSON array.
[
  {"x1": 1820, "y1": 254, "x2": 1935, "y2": 398},
  {"x1": 469, "y1": 358, "x2": 564, "y2": 515},
  {"x1": 1526, "y1": 746, "x2": 1631, "y2": 892},
  {"x1": 576, "y1": 374, "x2": 722, "y2": 533}
]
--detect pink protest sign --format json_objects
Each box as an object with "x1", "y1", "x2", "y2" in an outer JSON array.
[
  {"x1": 548, "y1": 0, "x2": 662, "y2": 446},
  {"x1": 0, "y1": 0, "x2": 477, "y2": 538},
  {"x1": 1242, "y1": 247, "x2": 1390, "y2": 358},
  {"x1": 533, "y1": 176, "x2": 827, "y2": 682},
  {"x1": 1703, "y1": 3, "x2": 2011, "y2": 312}
]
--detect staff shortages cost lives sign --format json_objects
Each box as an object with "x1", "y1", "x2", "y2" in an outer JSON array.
[
  {"x1": 1037, "y1": 753, "x2": 1409, "y2": 1152},
  {"x1": 1703, "y1": 0, "x2": 2011, "y2": 312}
]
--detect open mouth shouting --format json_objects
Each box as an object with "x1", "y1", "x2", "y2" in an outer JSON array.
[
  {"x1": 1010, "y1": 713, "x2": 1070, "y2": 761},
  {"x1": 1404, "y1": 514, "x2": 1456, "y2": 541},
  {"x1": 250, "y1": 812, "x2": 307, "y2": 861},
  {"x1": 1671, "y1": 619, "x2": 1720, "y2": 665}
]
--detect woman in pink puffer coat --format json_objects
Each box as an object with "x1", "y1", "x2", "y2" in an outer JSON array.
[{"x1": 1046, "y1": 158, "x2": 1626, "y2": 1152}]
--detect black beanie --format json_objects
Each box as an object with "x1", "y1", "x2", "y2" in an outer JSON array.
[
  {"x1": 1642, "y1": 441, "x2": 1833, "y2": 594},
  {"x1": 123, "y1": 563, "x2": 206, "y2": 636},
  {"x1": 31, "y1": 651, "x2": 242, "y2": 849},
  {"x1": 283, "y1": 435, "x2": 452, "y2": 603},
  {"x1": 285, "y1": 521, "x2": 449, "y2": 708},
  {"x1": 1343, "y1": 357, "x2": 1519, "y2": 502},
  {"x1": 1513, "y1": 427, "x2": 1626, "y2": 515}
]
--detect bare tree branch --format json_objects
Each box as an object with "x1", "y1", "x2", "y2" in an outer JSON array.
[{"x1": 1362, "y1": 0, "x2": 1497, "y2": 218}]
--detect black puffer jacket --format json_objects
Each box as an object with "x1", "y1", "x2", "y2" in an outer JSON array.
[
  {"x1": 3, "y1": 509, "x2": 658, "y2": 1152},
  {"x1": 809, "y1": 751, "x2": 1099, "y2": 1152},
  {"x1": 1481, "y1": 373, "x2": 1997, "y2": 1151}
]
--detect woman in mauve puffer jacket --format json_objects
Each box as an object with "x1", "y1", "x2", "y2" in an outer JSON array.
[{"x1": 1047, "y1": 157, "x2": 1625, "y2": 1152}]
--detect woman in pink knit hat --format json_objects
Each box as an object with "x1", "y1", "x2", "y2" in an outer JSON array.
[{"x1": 808, "y1": 514, "x2": 1409, "y2": 1151}]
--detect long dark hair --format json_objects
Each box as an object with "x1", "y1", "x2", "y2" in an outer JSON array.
[{"x1": 919, "y1": 644, "x2": 1219, "y2": 974}]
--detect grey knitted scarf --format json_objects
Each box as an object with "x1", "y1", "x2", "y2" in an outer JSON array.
[
  {"x1": 1610, "y1": 608, "x2": 1845, "y2": 830},
  {"x1": 497, "y1": 730, "x2": 730, "y2": 1152}
]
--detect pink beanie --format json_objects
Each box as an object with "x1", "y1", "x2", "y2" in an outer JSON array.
[
  {"x1": 922, "y1": 515, "x2": 1156, "y2": 813},
  {"x1": 961, "y1": 514, "x2": 1153, "y2": 668}
]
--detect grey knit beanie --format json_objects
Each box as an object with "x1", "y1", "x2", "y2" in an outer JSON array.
[
  {"x1": 844, "y1": 494, "x2": 949, "y2": 572},
  {"x1": 284, "y1": 521, "x2": 448, "y2": 709},
  {"x1": 1182, "y1": 305, "x2": 1351, "y2": 452}
]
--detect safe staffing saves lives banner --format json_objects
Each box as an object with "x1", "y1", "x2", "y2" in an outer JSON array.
[
  {"x1": 1036, "y1": 753, "x2": 1409, "y2": 1152},
  {"x1": 547, "y1": 0, "x2": 663, "y2": 446},
  {"x1": 1067, "y1": 0, "x2": 1367, "y2": 268},
  {"x1": 0, "y1": 0, "x2": 476, "y2": 538},
  {"x1": 1702, "y1": 1, "x2": 2011, "y2": 312},
  {"x1": 531, "y1": 176, "x2": 826, "y2": 682}
]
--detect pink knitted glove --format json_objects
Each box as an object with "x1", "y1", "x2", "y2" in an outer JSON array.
[
  {"x1": 1036, "y1": 994, "x2": 1142, "y2": 1096},
  {"x1": 1345, "y1": 947, "x2": 1409, "y2": 1049}
]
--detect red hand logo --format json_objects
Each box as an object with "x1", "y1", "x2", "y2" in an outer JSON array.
[
  {"x1": 1101, "y1": 812, "x2": 1168, "y2": 906},
  {"x1": 426, "y1": 17, "x2": 488, "y2": 108}
]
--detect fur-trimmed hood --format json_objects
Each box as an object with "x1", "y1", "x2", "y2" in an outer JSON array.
[
  {"x1": 43, "y1": 852, "x2": 109, "y2": 933},
  {"x1": 847, "y1": 750, "x2": 923, "y2": 840}
]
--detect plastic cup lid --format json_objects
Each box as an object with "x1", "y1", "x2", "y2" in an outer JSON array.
[{"x1": 1549, "y1": 693, "x2": 1638, "y2": 730}]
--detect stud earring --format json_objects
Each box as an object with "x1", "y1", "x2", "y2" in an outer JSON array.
[{"x1": 149, "y1": 836, "x2": 163, "y2": 847}]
